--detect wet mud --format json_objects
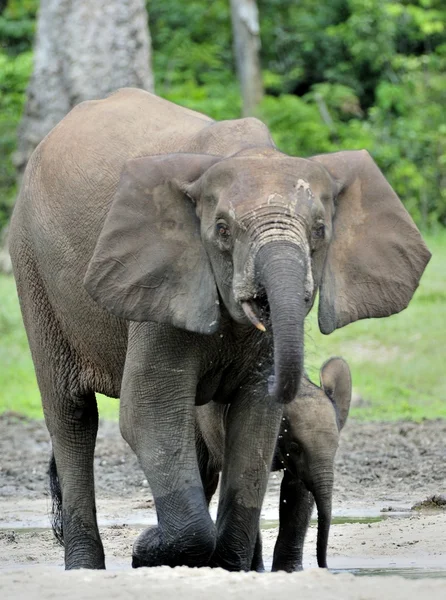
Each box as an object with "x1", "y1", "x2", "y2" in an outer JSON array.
[{"x1": 1, "y1": 414, "x2": 445, "y2": 598}]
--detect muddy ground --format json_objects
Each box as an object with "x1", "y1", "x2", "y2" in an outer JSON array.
[{"x1": 1, "y1": 414, "x2": 446, "y2": 599}]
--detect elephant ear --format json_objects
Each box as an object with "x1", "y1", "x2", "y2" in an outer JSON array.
[
  {"x1": 311, "y1": 150, "x2": 431, "y2": 334},
  {"x1": 320, "y1": 357, "x2": 352, "y2": 430},
  {"x1": 84, "y1": 153, "x2": 222, "y2": 334}
]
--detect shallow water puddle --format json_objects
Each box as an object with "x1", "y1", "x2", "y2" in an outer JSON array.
[
  {"x1": 0, "y1": 508, "x2": 412, "y2": 535},
  {"x1": 328, "y1": 556, "x2": 446, "y2": 579},
  {"x1": 346, "y1": 567, "x2": 446, "y2": 579},
  {"x1": 0, "y1": 497, "x2": 412, "y2": 530},
  {"x1": 261, "y1": 556, "x2": 446, "y2": 579},
  {"x1": 0, "y1": 514, "x2": 403, "y2": 535},
  {"x1": 261, "y1": 516, "x2": 384, "y2": 530},
  {"x1": 260, "y1": 512, "x2": 411, "y2": 530}
]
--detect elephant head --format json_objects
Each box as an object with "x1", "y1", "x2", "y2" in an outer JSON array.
[
  {"x1": 84, "y1": 146, "x2": 430, "y2": 404},
  {"x1": 273, "y1": 357, "x2": 351, "y2": 570}
]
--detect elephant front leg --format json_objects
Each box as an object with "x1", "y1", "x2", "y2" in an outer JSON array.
[
  {"x1": 120, "y1": 323, "x2": 216, "y2": 568},
  {"x1": 272, "y1": 471, "x2": 314, "y2": 572},
  {"x1": 211, "y1": 388, "x2": 282, "y2": 571}
]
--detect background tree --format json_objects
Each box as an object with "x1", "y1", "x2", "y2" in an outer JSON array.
[
  {"x1": 15, "y1": 0, "x2": 154, "y2": 178},
  {"x1": 229, "y1": 0, "x2": 263, "y2": 116},
  {"x1": 0, "y1": 0, "x2": 154, "y2": 271}
]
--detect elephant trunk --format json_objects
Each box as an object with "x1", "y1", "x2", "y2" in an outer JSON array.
[
  {"x1": 311, "y1": 467, "x2": 334, "y2": 568},
  {"x1": 255, "y1": 242, "x2": 307, "y2": 404}
]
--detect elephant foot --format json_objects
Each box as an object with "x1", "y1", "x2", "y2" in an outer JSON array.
[
  {"x1": 271, "y1": 561, "x2": 303, "y2": 573},
  {"x1": 65, "y1": 559, "x2": 105, "y2": 571},
  {"x1": 210, "y1": 539, "x2": 254, "y2": 572},
  {"x1": 63, "y1": 514, "x2": 106, "y2": 570},
  {"x1": 132, "y1": 523, "x2": 216, "y2": 568}
]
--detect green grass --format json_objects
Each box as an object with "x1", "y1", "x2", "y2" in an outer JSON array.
[
  {"x1": 305, "y1": 232, "x2": 446, "y2": 421},
  {"x1": 1, "y1": 232, "x2": 445, "y2": 421},
  {"x1": 0, "y1": 278, "x2": 119, "y2": 420}
]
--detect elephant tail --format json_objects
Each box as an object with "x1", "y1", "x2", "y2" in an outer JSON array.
[{"x1": 48, "y1": 452, "x2": 64, "y2": 546}]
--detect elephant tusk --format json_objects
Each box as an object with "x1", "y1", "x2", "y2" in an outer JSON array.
[{"x1": 241, "y1": 301, "x2": 266, "y2": 332}]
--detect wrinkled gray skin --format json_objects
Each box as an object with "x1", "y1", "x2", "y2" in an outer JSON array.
[
  {"x1": 9, "y1": 89, "x2": 430, "y2": 571},
  {"x1": 196, "y1": 357, "x2": 351, "y2": 572}
]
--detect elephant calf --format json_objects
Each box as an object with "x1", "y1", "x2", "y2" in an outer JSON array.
[{"x1": 196, "y1": 357, "x2": 351, "y2": 572}]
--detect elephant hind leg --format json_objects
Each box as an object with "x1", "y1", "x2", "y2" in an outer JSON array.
[
  {"x1": 45, "y1": 386, "x2": 104, "y2": 569},
  {"x1": 48, "y1": 453, "x2": 63, "y2": 545},
  {"x1": 14, "y1": 264, "x2": 104, "y2": 569}
]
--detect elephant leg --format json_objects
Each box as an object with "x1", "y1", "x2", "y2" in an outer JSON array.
[
  {"x1": 196, "y1": 435, "x2": 220, "y2": 506},
  {"x1": 46, "y1": 389, "x2": 104, "y2": 570},
  {"x1": 211, "y1": 388, "x2": 282, "y2": 571},
  {"x1": 12, "y1": 266, "x2": 104, "y2": 569},
  {"x1": 120, "y1": 323, "x2": 215, "y2": 568},
  {"x1": 272, "y1": 470, "x2": 314, "y2": 572},
  {"x1": 251, "y1": 529, "x2": 265, "y2": 572}
]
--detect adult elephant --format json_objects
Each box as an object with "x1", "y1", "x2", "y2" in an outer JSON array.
[{"x1": 9, "y1": 88, "x2": 430, "y2": 571}]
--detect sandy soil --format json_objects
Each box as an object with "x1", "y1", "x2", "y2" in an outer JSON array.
[
  {"x1": 2, "y1": 567, "x2": 446, "y2": 600},
  {"x1": 1, "y1": 414, "x2": 445, "y2": 599}
]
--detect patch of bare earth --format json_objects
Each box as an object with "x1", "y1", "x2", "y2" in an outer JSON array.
[{"x1": 1, "y1": 414, "x2": 445, "y2": 598}]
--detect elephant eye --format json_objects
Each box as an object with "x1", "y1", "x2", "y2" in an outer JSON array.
[
  {"x1": 216, "y1": 221, "x2": 231, "y2": 239},
  {"x1": 312, "y1": 223, "x2": 325, "y2": 240}
]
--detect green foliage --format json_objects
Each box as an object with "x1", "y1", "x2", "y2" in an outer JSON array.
[
  {"x1": 0, "y1": 50, "x2": 32, "y2": 229},
  {"x1": 258, "y1": 94, "x2": 334, "y2": 156},
  {"x1": 0, "y1": 0, "x2": 38, "y2": 55},
  {"x1": 1, "y1": 232, "x2": 445, "y2": 421},
  {"x1": 0, "y1": 0, "x2": 37, "y2": 227},
  {"x1": 149, "y1": 0, "x2": 446, "y2": 227},
  {"x1": 149, "y1": 0, "x2": 233, "y2": 90},
  {"x1": 161, "y1": 80, "x2": 241, "y2": 122},
  {"x1": 366, "y1": 55, "x2": 446, "y2": 228},
  {"x1": 0, "y1": 0, "x2": 445, "y2": 229},
  {"x1": 258, "y1": 0, "x2": 350, "y2": 94},
  {"x1": 0, "y1": 0, "x2": 36, "y2": 228}
]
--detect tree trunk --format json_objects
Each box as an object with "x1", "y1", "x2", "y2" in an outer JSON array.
[
  {"x1": 0, "y1": 0, "x2": 154, "y2": 273},
  {"x1": 230, "y1": 0, "x2": 263, "y2": 117},
  {"x1": 15, "y1": 0, "x2": 154, "y2": 177}
]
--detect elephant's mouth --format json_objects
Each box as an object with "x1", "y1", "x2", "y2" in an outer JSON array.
[{"x1": 240, "y1": 292, "x2": 270, "y2": 332}]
